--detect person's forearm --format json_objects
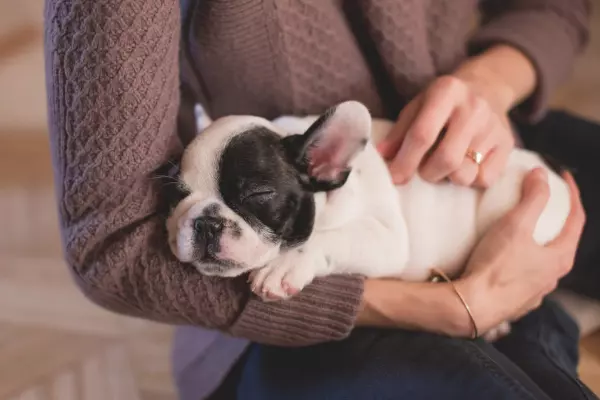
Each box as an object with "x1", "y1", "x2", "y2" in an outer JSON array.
[
  {"x1": 453, "y1": 44, "x2": 537, "y2": 112},
  {"x1": 356, "y1": 279, "x2": 474, "y2": 337},
  {"x1": 43, "y1": 0, "x2": 238, "y2": 328},
  {"x1": 470, "y1": 0, "x2": 590, "y2": 120},
  {"x1": 44, "y1": 0, "x2": 363, "y2": 347}
]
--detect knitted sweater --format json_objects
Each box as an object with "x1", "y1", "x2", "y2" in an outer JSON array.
[{"x1": 43, "y1": 0, "x2": 589, "y2": 395}]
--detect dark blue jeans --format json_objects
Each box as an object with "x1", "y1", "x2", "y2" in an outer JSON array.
[
  {"x1": 514, "y1": 110, "x2": 600, "y2": 302},
  {"x1": 232, "y1": 111, "x2": 600, "y2": 400},
  {"x1": 237, "y1": 300, "x2": 596, "y2": 400}
]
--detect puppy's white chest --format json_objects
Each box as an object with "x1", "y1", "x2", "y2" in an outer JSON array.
[
  {"x1": 314, "y1": 173, "x2": 364, "y2": 231},
  {"x1": 395, "y1": 177, "x2": 480, "y2": 280}
]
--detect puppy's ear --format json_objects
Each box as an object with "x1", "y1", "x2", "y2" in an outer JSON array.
[{"x1": 282, "y1": 101, "x2": 371, "y2": 192}]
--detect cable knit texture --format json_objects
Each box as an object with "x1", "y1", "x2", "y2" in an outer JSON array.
[{"x1": 44, "y1": 0, "x2": 590, "y2": 347}]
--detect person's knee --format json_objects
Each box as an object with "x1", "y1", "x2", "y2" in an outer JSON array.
[{"x1": 238, "y1": 329, "x2": 542, "y2": 400}]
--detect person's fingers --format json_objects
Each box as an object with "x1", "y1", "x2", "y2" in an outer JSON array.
[
  {"x1": 449, "y1": 157, "x2": 479, "y2": 186},
  {"x1": 469, "y1": 119, "x2": 513, "y2": 188},
  {"x1": 378, "y1": 97, "x2": 423, "y2": 160},
  {"x1": 506, "y1": 168, "x2": 551, "y2": 233},
  {"x1": 419, "y1": 104, "x2": 482, "y2": 182},
  {"x1": 473, "y1": 144, "x2": 510, "y2": 189},
  {"x1": 388, "y1": 83, "x2": 459, "y2": 183},
  {"x1": 547, "y1": 173, "x2": 585, "y2": 257},
  {"x1": 449, "y1": 119, "x2": 498, "y2": 186}
]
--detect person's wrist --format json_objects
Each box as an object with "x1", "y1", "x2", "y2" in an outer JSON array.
[
  {"x1": 452, "y1": 63, "x2": 516, "y2": 114},
  {"x1": 357, "y1": 278, "x2": 476, "y2": 338},
  {"x1": 356, "y1": 279, "x2": 396, "y2": 327},
  {"x1": 433, "y1": 281, "x2": 478, "y2": 337},
  {"x1": 453, "y1": 44, "x2": 538, "y2": 115},
  {"x1": 454, "y1": 272, "x2": 499, "y2": 335}
]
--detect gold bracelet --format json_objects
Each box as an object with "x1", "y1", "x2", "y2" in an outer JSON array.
[{"x1": 430, "y1": 268, "x2": 479, "y2": 339}]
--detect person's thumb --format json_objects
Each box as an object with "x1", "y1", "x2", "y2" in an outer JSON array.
[{"x1": 506, "y1": 168, "x2": 550, "y2": 232}]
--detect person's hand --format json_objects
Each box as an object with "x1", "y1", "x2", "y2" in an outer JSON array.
[
  {"x1": 456, "y1": 168, "x2": 586, "y2": 334},
  {"x1": 377, "y1": 73, "x2": 515, "y2": 188}
]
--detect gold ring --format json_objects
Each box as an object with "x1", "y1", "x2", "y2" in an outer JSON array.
[{"x1": 466, "y1": 149, "x2": 484, "y2": 166}]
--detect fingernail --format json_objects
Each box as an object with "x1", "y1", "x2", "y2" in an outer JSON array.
[
  {"x1": 377, "y1": 144, "x2": 390, "y2": 157},
  {"x1": 391, "y1": 174, "x2": 404, "y2": 185},
  {"x1": 532, "y1": 168, "x2": 547, "y2": 181},
  {"x1": 266, "y1": 292, "x2": 280, "y2": 301},
  {"x1": 282, "y1": 282, "x2": 299, "y2": 295}
]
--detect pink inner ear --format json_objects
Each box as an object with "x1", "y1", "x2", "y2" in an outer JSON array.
[
  {"x1": 303, "y1": 101, "x2": 371, "y2": 182},
  {"x1": 307, "y1": 134, "x2": 351, "y2": 181}
]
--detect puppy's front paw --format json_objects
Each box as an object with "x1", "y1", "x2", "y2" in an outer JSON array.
[
  {"x1": 482, "y1": 321, "x2": 512, "y2": 342},
  {"x1": 249, "y1": 248, "x2": 325, "y2": 301}
]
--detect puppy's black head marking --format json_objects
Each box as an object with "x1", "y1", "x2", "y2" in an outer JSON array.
[
  {"x1": 218, "y1": 126, "x2": 316, "y2": 248},
  {"x1": 216, "y1": 102, "x2": 370, "y2": 251},
  {"x1": 154, "y1": 159, "x2": 191, "y2": 213}
]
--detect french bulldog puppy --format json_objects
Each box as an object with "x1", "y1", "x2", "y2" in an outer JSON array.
[{"x1": 166, "y1": 101, "x2": 570, "y2": 339}]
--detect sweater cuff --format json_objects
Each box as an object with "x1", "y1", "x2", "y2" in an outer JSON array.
[
  {"x1": 229, "y1": 275, "x2": 364, "y2": 347},
  {"x1": 469, "y1": 10, "x2": 583, "y2": 123}
]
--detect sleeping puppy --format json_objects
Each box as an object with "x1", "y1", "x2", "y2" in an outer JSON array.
[{"x1": 166, "y1": 101, "x2": 570, "y2": 339}]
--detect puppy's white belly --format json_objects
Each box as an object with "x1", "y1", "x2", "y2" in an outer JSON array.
[
  {"x1": 396, "y1": 177, "x2": 479, "y2": 281},
  {"x1": 478, "y1": 151, "x2": 570, "y2": 245},
  {"x1": 389, "y1": 150, "x2": 570, "y2": 283}
]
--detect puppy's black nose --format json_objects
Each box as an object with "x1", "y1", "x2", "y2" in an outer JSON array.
[{"x1": 193, "y1": 216, "x2": 224, "y2": 259}]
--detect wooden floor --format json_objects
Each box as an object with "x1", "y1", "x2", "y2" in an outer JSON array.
[
  {"x1": 0, "y1": 324, "x2": 140, "y2": 400},
  {"x1": 0, "y1": 0, "x2": 599, "y2": 399}
]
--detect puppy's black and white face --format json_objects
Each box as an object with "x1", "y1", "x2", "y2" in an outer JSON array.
[{"x1": 166, "y1": 101, "x2": 371, "y2": 277}]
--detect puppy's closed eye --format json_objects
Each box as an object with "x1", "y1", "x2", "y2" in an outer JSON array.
[{"x1": 242, "y1": 190, "x2": 276, "y2": 205}]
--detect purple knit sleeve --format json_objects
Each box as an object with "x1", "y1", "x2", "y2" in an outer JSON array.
[
  {"x1": 44, "y1": 0, "x2": 363, "y2": 347},
  {"x1": 470, "y1": 0, "x2": 591, "y2": 121}
]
